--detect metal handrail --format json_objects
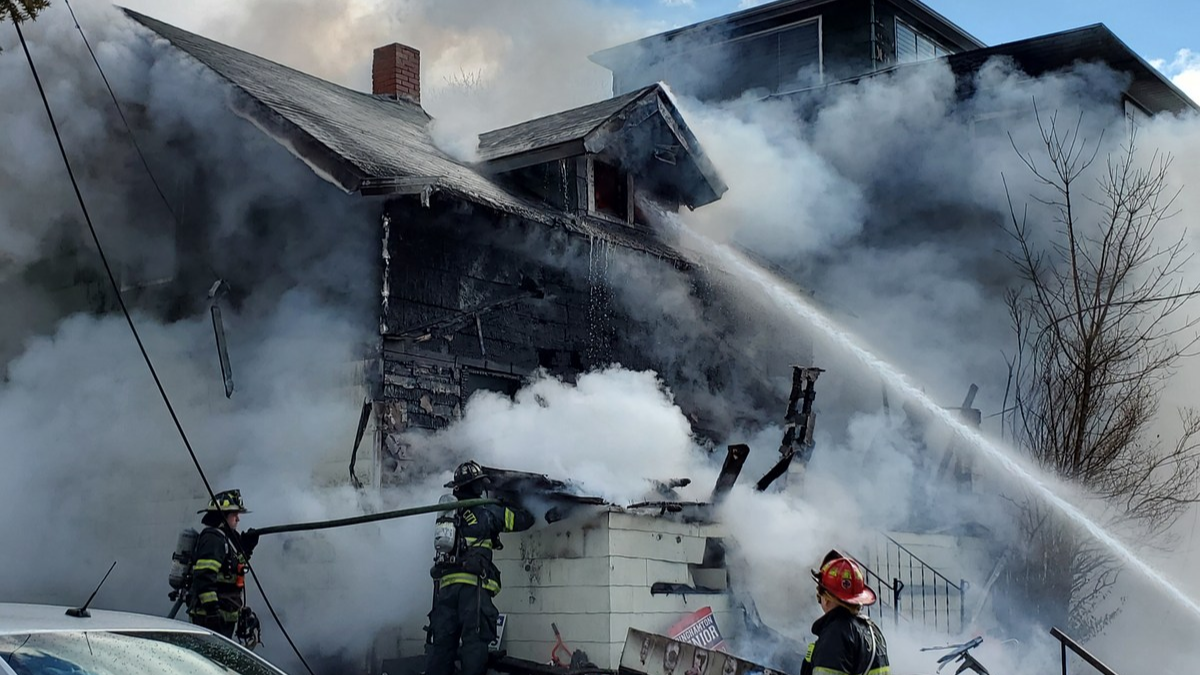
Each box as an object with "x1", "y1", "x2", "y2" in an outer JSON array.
[
  {"x1": 1050, "y1": 627, "x2": 1120, "y2": 675},
  {"x1": 880, "y1": 533, "x2": 963, "y2": 590},
  {"x1": 866, "y1": 533, "x2": 966, "y2": 634}
]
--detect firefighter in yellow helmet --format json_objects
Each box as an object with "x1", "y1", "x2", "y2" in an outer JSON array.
[
  {"x1": 188, "y1": 490, "x2": 261, "y2": 640},
  {"x1": 801, "y1": 550, "x2": 890, "y2": 675}
]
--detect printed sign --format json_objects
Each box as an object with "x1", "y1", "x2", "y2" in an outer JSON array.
[
  {"x1": 621, "y1": 629, "x2": 786, "y2": 675},
  {"x1": 667, "y1": 606, "x2": 727, "y2": 652},
  {"x1": 488, "y1": 613, "x2": 507, "y2": 651}
]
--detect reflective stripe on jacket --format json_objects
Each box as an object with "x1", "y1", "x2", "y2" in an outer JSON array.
[
  {"x1": 437, "y1": 502, "x2": 534, "y2": 595},
  {"x1": 188, "y1": 526, "x2": 248, "y2": 622}
]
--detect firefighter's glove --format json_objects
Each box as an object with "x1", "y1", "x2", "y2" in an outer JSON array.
[{"x1": 241, "y1": 529, "x2": 261, "y2": 555}]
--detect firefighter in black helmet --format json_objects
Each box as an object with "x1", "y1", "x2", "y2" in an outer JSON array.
[
  {"x1": 188, "y1": 489, "x2": 261, "y2": 639},
  {"x1": 426, "y1": 461, "x2": 534, "y2": 675}
]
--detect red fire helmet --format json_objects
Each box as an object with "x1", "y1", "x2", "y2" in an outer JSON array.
[{"x1": 812, "y1": 555, "x2": 878, "y2": 606}]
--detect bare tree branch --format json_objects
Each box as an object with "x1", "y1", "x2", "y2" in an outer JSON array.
[{"x1": 1000, "y1": 104, "x2": 1200, "y2": 639}]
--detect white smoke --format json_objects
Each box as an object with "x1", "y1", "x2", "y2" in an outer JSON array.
[
  {"x1": 426, "y1": 367, "x2": 717, "y2": 505},
  {"x1": 6, "y1": 1, "x2": 1200, "y2": 673}
]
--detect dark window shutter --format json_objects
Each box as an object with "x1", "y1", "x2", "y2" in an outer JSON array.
[
  {"x1": 777, "y1": 21, "x2": 821, "y2": 88},
  {"x1": 896, "y1": 21, "x2": 917, "y2": 63}
]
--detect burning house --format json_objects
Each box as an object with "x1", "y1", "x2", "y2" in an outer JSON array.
[
  {"x1": 109, "y1": 10, "x2": 760, "y2": 481},
  {"x1": 6, "y1": 1, "x2": 1198, "y2": 673},
  {"x1": 1, "y1": 8, "x2": 829, "y2": 669}
]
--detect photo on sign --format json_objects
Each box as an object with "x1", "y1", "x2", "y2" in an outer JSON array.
[
  {"x1": 640, "y1": 635, "x2": 656, "y2": 665},
  {"x1": 664, "y1": 641, "x2": 681, "y2": 675}
]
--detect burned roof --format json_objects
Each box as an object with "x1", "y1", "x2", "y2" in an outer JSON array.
[
  {"x1": 479, "y1": 87, "x2": 651, "y2": 162},
  {"x1": 479, "y1": 85, "x2": 727, "y2": 209},
  {"x1": 122, "y1": 10, "x2": 706, "y2": 264},
  {"x1": 590, "y1": 0, "x2": 984, "y2": 70},
  {"x1": 123, "y1": 10, "x2": 553, "y2": 220},
  {"x1": 945, "y1": 24, "x2": 1198, "y2": 115}
]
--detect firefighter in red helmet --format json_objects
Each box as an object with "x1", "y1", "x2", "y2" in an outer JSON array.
[{"x1": 801, "y1": 550, "x2": 890, "y2": 675}]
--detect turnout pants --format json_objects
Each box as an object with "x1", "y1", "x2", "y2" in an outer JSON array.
[
  {"x1": 191, "y1": 613, "x2": 236, "y2": 639},
  {"x1": 425, "y1": 583, "x2": 500, "y2": 675}
]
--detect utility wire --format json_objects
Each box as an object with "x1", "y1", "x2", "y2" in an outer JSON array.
[
  {"x1": 61, "y1": 0, "x2": 221, "y2": 283},
  {"x1": 10, "y1": 13, "x2": 314, "y2": 675},
  {"x1": 63, "y1": 0, "x2": 182, "y2": 226}
]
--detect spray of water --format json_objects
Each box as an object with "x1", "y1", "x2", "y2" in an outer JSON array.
[{"x1": 662, "y1": 212, "x2": 1200, "y2": 623}]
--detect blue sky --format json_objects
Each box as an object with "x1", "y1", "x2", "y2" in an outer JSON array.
[{"x1": 616, "y1": 0, "x2": 1197, "y2": 67}]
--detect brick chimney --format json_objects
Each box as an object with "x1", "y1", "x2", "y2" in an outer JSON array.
[{"x1": 372, "y1": 43, "x2": 420, "y2": 103}]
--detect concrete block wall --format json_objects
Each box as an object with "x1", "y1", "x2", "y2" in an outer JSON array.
[{"x1": 492, "y1": 509, "x2": 733, "y2": 669}]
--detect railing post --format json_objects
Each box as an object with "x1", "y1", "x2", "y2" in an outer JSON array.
[
  {"x1": 959, "y1": 578, "x2": 967, "y2": 633},
  {"x1": 1061, "y1": 642, "x2": 1068, "y2": 675},
  {"x1": 893, "y1": 578, "x2": 904, "y2": 625}
]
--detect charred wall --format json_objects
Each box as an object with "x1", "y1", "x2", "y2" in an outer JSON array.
[
  {"x1": 374, "y1": 198, "x2": 808, "y2": 480},
  {"x1": 376, "y1": 200, "x2": 651, "y2": 478}
]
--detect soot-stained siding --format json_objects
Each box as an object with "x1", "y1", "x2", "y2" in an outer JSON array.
[
  {"x1": 375, "y1": 201, "x2": 654, "y2": 452},
  {"x1": 373, "y1": 199, "x2": 813, "y2": 482}
]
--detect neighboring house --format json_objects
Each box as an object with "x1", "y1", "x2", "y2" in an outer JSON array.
[
  {"x1": 591, "y1": 0, "x2": 1196, "y2": 118},
  {"x1": 590, "y1": 0, "x2": 984, "y2": 100},
  {"x1": 593, "y1": 0, "x2": 1196, "y2": 640}
]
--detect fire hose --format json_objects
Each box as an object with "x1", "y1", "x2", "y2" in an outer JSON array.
[{"x1": 251, "y1": 498, "x2": 499, "y2": 536}]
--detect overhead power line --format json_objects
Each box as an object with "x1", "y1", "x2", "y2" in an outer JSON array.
[{"x1": 10, "y1": 7, "x2": 315, "y2": 673}]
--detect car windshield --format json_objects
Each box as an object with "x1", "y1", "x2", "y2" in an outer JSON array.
[{"x1": 0, "y1": 631, "x2": 282, "y2": 675}]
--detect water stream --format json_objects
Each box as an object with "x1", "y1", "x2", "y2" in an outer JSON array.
[{"x1": 667, "y1": 216, "x2": 1200, "y2": 622}]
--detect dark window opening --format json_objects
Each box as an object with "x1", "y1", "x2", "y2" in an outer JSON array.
[
  {"x1": 464, "y1": 370, "x2": 521, "y2": 399},
  {"x1": 593, "y1": 160, "x2": 629, "y2": 221},
  {"x1": 538, "y1": 348, "x2": 584, "y2": 372}
]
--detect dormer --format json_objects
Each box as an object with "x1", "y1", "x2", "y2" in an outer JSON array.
[{"x1": 477, "y1": 84, "x2": 726, "y2": 225}]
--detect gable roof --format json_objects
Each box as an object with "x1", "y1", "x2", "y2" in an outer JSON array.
[
  {"x1": 123, "y1": 10, "x2": 554, "y2": 222},
  {"x1": 479, "y1": 87, "x2": 650, "y2": 162},
  {"x1": 591, "y1": 0, "x2": 984, "y2": 71},
  {"x1": 944, "y1": 24, "x2": 1198, "y2": 116},
  {"x1": 478, "y1": 84, "x2": 727, "y2": 208},
  {"x1": 122, "y1": 10, "x2": 712, "y2": 264}
]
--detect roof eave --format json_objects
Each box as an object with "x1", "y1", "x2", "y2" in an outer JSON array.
[
  {"x1": 125, "y1": 9, "x2": 369, "y2": 194},
  {"x1": 590, "y1": 0, "x2": 984, "y2": 71},
  {"x1": 226, "y1": 93, "x2": 367, "y2": 194},
  {"x1": 479, "y1": 139, "x2": 589, "y2": 173},
  {"x1": 943, "y1": 24, "x2": 1199, "y2": 115},
  {"x1": 644, "y1": 89, "x2": 727, "y2": 207},
  {"x1": 1098, "y1": 26, "x2": 1200, "y2": 113}
]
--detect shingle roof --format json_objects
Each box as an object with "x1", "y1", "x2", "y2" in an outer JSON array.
[
  {"x1": 125, "y1": 10, "x2": 565, "y2": 222},
  {"x1": 477, "y1": 84, "x2": 727, "y2": 208},
  {"x1": 945, "y1": 24, "x2": 1197, "y2": 115},
  {"x1": 478, "y1": 87, "x2": 652, "y2": 161},
  {"x1": 123, "y1": 10, "x2": 701, "y2": 264}
]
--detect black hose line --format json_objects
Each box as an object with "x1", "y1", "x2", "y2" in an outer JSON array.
[{"x1": 253, "y1": 498, "x2": 499, "y2": 536}]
